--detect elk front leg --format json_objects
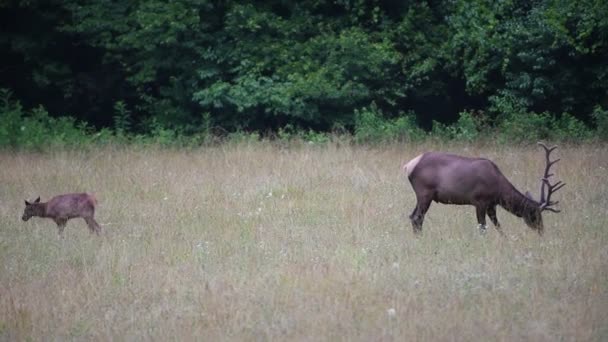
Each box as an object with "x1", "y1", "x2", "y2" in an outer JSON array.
[
  {"x1": 475, "y1": 205, "x2": 488, "y2": 233},
  {"x1": 487, "y1": 206, "x2": 505, "y2": 237},
  {"x1": 410, "y1": 196, "x2": 432, "y2": 234}
]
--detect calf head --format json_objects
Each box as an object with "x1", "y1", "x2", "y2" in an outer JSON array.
[{"x1": 22, "y1": 197, "x2": 42, "y2": 221}]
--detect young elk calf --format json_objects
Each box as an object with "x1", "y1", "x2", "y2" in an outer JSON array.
[
  {"x1": 403, "y1": 143, "x2": 564, "y2": 235},
  {"x1": 22, "y1": 193, "x2": 101, "y2": 236}
]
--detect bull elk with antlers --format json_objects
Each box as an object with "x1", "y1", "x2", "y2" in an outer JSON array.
[{"x1": 403, "y1": 142, "x2": 564, "y2": 235}]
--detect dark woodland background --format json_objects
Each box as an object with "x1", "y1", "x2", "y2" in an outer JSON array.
[{"x1": 1, "y1": 0, "x2": 607, "y2": 145}]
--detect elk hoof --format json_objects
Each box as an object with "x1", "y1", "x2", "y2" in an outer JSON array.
[{"x1": 478, "y1": 224, "x2": 488, "y2": 233}]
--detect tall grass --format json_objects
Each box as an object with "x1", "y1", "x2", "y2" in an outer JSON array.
[{"x1": 1, "y1": 142, "x2": 607, "y2": 340}]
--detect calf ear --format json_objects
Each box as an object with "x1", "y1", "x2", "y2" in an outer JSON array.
[
  {"x1": 34, "y1": 197, "x2": 40, "y2": 203},
  {"x1": 25, "y1": 200, "x2": 30, "y2": 206}
]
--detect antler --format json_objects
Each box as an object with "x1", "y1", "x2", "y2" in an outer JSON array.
[{"x1": 537, "y1": 142, "x2": 565, "y2": 213}]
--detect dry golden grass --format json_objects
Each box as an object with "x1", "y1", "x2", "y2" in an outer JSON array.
[{"x1": 0, "y1": 141, "x2": 607, "y2": 341}]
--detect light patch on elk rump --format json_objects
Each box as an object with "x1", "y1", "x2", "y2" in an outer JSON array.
[{"x1": 403, "y1": 153, "x2": 424, "y2": 178}]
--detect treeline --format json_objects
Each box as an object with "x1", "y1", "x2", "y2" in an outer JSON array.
[{"x1": 1, "y1": 0, "x2": 607, "y2": 145}]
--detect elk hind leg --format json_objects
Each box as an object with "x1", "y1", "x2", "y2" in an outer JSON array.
[
  {"x1": 410, "y1": 196, "x2": 432, "y2": 234},
  {"x1": 84, "y1": 217, "x2": 102, "y2": 235}
]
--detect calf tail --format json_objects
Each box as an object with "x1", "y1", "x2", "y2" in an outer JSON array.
[{"x1": 88, "y1": 193, "x2": 98, "y2": 207}]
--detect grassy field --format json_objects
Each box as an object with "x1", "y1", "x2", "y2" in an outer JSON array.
[{"x1": 0, "y1": 141, "x2": 607, "y2": 341}]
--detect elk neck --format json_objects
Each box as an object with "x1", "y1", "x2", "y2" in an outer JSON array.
[
  {"x1": 498, "y1": 184, "x2": 540, "y2": 218},
  {"x1": 32, "y1": 202, "x2": 49, "y2": 218}
]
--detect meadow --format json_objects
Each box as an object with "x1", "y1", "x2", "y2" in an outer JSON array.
[{"x1": 0, "y1": 141, "x2": 606, "y2": 341}]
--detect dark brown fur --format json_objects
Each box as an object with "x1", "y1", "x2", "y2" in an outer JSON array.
[
  {"x1": 22, "y1": 193, "x2": 101, "y2": 236},
  {"x1": 405, "y1": 148, "x2": 562, "y2": 235}
]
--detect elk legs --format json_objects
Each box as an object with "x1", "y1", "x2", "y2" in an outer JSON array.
[
  {"x1": 410, "y1": 195, "x2": 432, "y2": 233},
  {"x1": 84, "y1": 217, "x2": 102, "y2": 235},
  {"x1": 487, "y1": 206, "x2": 505, "y2": 236},
  {"x1": 487, "y1": 206, "x2": 499, "y2": 227},
  {"x1": 54, "y1": 217, "x2": 67, "y2": 236},
  {"x1": 475, "y1": 204, "x2": 489, "y2": 232}
]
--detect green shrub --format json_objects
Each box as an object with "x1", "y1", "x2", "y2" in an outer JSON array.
[
  {"x1": 354, "y1": 103, "x2": 388, "y2": 143},
  {"x1": 388, "y1": 113, "x2": 426, "y2": 142},
  {"x1": 430, "y1": 120, "x2": 451, "y2": 141},
  {"x1": 301, "y1": 130, "x2": 330, "y2": 144},
  {"x1": 0, "y1": 89, "x2": 24, "y2": 147},
  {"x1": 429, "y1": 111, "x2": 483, "y2": 142},
  {"x1": 113, "y1": 101, "x2": 132, "y2": 139},
  {"x1": 453, "y1": 111, "x2": 481, "y2": 141},
  {"x1": 226, "y1": 130, "x2": 261, "y2": 145},
  {"x1": 496, "y1": 111, "x2": 554, "y2": 144},
  {"x1": 551, "y1": 112, "x2": 591, "y2": 141},
  {"x1": 592, "y1": 106, "x2": 608, "y2": 140},
  {"x1": 354, "y1": 103, "x2": 424, "y2": 143},
  {"x1": 0, "y1": 89, "x2": 92, "y2": 150}
]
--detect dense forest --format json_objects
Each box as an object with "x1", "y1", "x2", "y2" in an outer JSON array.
[{"x1": 1, "y1": 0, "x2": 607, "y2": 144}]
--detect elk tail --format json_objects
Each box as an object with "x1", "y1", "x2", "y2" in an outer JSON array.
[{"x1": 89, "y1": 193, "x2": 98, "y2": 206}]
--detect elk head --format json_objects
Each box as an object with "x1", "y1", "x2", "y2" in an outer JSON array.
[
  {"x1": 22, "y1": 196, "x2": 41, "y2": 221},
  {"x1": 524, "y1": 142, "x2": 565, "y2": 232}
]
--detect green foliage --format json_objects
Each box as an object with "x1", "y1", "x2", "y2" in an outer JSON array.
[
  {"x1": 497, "y1": 111, "x2": 554, "y2": 144},
  {"x1": 447, "y1": 0, "x2": 607, "y2": 119},
  {"x1": 226, "y1": 131, "x2": 261, "y2": 145},
  {"x1": 496, "y1": 110, "x2": 591, "y2": 144},
  {"x1": 0, "y1": 89, "x2": 93, "y2": 150},
  {"x1": 301, "y1": 130, "x2": 331, "y2": 145},
  {"x1": 113, "y1": 101, "x2": 132, "y2": 137},
  {"x1": 194, "y1": 21, "x2": 402, "y2": 129},
  {"x1": 354, "y1": 103, "x2": 424, "y2": 144},
  {"x1": 0, "y1": 89, "x2": 22, "y2": 147},
  {"x1": 551, "y1": 112, "x2": 592, "y2": 141},
  {"x1": 277, "y1": 124, "x2": 330, "y2": 145},
  {"x1": 592, "y1": 106, "x2": 608, "y2": 140},
  {"x1": 452, "y1": 111, "x2": 482, "y2": 142},
  {"x1": 1, "y1": 1, "x2": 607, "y2": 145},
  {"x1": 430, "y1": 111, "x2": 484, "y2": 142}
]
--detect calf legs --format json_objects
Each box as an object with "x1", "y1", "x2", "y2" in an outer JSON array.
[
  {"x1": 54, "y1": 217, "x2": 67, "y2": 236},
  {"x1": 84, "y1": 217, "x2": 102, "y2": 235},
  {"x1": 52, "y1": 216, "x2": 101, "y2": 236}
]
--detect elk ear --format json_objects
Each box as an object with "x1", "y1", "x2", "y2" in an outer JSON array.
[
  {"x1": 34, "y1": 197, "x2": 40, "y2": 203},
  {"x1": 25, "y1": 200, "x2": 30, "y2": 206}
]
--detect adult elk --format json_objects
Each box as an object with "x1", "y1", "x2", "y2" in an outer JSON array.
[
  {"x1": 22, "y1": 193, "x2": 101, "y2": 236},
  {"x1": 403, "y1": 143, "x2": 564, "y2": 235}
]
